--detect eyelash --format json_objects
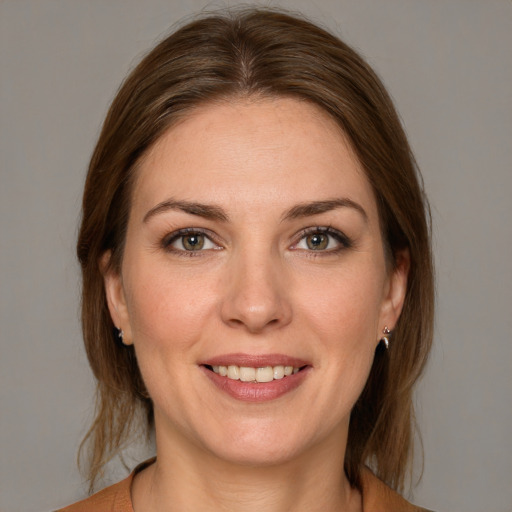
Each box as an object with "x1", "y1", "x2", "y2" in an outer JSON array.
[
  {"x1": 292, "y1": 226, "x2": 352, "y2": 254},
  {"x1": 161, "y1": 228, "x2": 221, "y2": 256},
  {"x1": 161, "y1": 226, "x2": 352, "y2": 256}
]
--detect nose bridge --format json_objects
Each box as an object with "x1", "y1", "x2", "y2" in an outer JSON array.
[{"x1": 221, "y1": 243, "x2": 291, "y2": 332}]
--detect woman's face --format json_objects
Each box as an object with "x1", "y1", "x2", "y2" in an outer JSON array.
[{"x1": 105, "y1": 97, "x2": 408, "y2": 466}]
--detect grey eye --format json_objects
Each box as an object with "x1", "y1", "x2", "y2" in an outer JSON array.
[
  {"x1": 296, "y1": 231, "x2": 340, "y2": 251},
  {"x1": 171, "y1": 233, "x2": 215, "y2": 251},
  {"x1": 305, "y1": 233, "x2": 329, "y2": 250}
]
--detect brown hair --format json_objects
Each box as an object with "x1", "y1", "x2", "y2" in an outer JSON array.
[{"x1": 77, "y1": 7, "x2": 434, "y2": 493}]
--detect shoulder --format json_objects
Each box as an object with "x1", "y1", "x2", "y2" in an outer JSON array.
[
  {"x1": 55, "y1": 474, "x2": 134, "y2": 512},
  {"x1": 361, "y1": 467, "x2": 435, "y2": 512},
  {"x1": 55, "y1": 458, "x2": 155, "y2": 512}
]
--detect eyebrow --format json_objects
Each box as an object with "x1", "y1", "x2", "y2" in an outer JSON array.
[
  {"x1": 143, "y1": 199, "x2": 229, "y2": 223},
  {"x1": 281, "y1": 198, "x2": 368, "y2": 222},
  {"x1": 143, "y1": 197, "x2": 367, "y2": 224}
]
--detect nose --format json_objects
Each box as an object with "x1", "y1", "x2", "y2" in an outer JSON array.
[{"x1": 220, "y1": 250, "x2": 292, "y2": 333}]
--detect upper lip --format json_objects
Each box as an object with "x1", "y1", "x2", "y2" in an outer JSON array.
[{"x1": 201, "y1": 353, "x2": 310, "y2": 368}]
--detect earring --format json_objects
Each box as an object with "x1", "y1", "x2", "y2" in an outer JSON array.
[
  {"x1": 116, "y1": 327, "x2": 125, "y2": 345},
  {"x1": 381, "y1": 326, "x2": 391, "y2": 349}
]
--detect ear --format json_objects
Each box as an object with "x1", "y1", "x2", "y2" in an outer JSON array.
[
  {"x1": 100, "y1": 251, "x2": 133, "y2": 345},
  {"x1": 378, "y1": 248, "x2": 410, "y2": 336}
]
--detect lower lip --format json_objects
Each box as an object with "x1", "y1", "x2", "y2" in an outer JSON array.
[{"x1": 201, "y1": 366, "x2": 310, "y2": 402}]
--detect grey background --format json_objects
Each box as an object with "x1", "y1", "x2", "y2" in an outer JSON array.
[{"x1": 1, "y1": 1, "x2": 511, "y2": 511}]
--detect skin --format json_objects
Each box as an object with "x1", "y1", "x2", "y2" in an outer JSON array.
[{"x1": 103, "y1": 97, "x2": 409, "y2": 512}]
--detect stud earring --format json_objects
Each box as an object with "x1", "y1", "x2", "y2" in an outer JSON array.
[
  {"x1": 116, "y1": 327, "x2": 125, "y2": 345},
  {"x1": 381, "y1": 326, "x2": 391, "y2": 349}
]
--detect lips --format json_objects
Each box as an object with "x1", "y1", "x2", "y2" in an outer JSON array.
[
  {"x1": 210, "y1": 364, "x2": 299, "y2": 382},
  {"x1": 200, "y1": 354, "x2": 311, "y2": 402}
]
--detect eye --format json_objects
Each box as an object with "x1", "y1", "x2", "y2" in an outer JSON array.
[
  {"x1": 164, "y1": 229, "x2": 218, "y2": 252},
  {"x1": 303, "y1": 232, "x2": 330, "y2": 250},
  {"x1": 294, "y1": 227, "x2": 351, "y2": 252}
]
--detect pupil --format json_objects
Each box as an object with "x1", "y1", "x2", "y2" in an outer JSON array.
[
  {"x1": 184, "y1": 234, "x2": 204, "y2": 250},
  {"x1": 307, "y1": 233, "x2": 328, "y2": 250}
]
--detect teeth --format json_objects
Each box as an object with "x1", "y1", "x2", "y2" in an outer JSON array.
[
  {"x1": 256, "y1": 367, "x2": 274, "y2": 383},
  {"x1": 239, "y1": 367, "x2": 256, "y2": 382},
  {"x1": 211, "y1": 364, "x2": 302, "y2": 382},
  {"x1": 273, "y1": 366, "x2": 285, "y2": 379},
  {"x1": 227, "y1": 365, "x2": 240, "y2": 380}
]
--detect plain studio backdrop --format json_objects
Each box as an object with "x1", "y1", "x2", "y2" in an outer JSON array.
[{"x1": 1, "y1": 1, "x2": 511, "y2": 511}]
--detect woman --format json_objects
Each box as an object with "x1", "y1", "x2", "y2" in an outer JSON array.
[{"x1": 59, "y1": 8, "x2": 434, "y2": 512}]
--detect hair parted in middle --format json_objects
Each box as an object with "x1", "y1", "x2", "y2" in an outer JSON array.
[{"x1": 77, "y1": 7, "x2": 434, "y2": 493}]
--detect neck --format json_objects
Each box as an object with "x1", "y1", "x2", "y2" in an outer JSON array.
[{"x1": 132, "y1": 425, "x2": 361, "y2": 512}]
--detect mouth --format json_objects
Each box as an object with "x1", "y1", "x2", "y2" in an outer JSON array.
[
  {"x1": 200, "y1": 354, "x2": 311, "y2": 402},
  {"x1": 203, "y1": 364, "x2": 306, "y2": 383}
]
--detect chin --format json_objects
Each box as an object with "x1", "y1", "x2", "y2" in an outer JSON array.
[
  {"x1": 210, "y1": 440, "x2": 301, "y2": 468},
  {"x1": 195, "y1": 419, "x2": 319, "y2": 468}
]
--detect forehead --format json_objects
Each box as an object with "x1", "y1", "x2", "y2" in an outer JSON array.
[{"x1": 132, "y1": 97, "x2": 378, "y2": 221}]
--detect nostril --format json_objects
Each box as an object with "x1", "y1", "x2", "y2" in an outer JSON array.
[{"x1": 220, "y1": 273, "x2": 292, "y2": 332}]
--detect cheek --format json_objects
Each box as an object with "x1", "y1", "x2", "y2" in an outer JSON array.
[
  {"x1": 297, "y1": 262, "x2": 385, "y2": 341},
  {"x1": 121, "y1": 264, "x2": 216, "y2": 410},
  {"x1": 122, "y1": 258, "x2": 219, "y2": 355},
  {"x1": 295, "y1": 264, "x2": 384, "y2": 393}
]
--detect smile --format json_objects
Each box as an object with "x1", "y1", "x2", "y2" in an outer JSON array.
[
  {"x1": 201, "y1": 355, "x2": 310, "y2": 402},
  {"x1": 207, "y1": 364, "x2": 301, "y2": 383}
]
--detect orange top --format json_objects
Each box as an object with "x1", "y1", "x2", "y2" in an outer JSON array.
[{"x1": 57, "y1": 461, "x2": 431, "y2": 512}]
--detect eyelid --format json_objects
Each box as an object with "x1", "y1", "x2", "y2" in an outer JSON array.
[
  {"x1": 161, "y1": 227, "x2": 222, "y2": 252},
  {"x1": 160, "y1": 226, "x2": 351, "y2": 254},
  {"x1": 291, "y1": 226, "x2": 352, "y2": 251}
]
